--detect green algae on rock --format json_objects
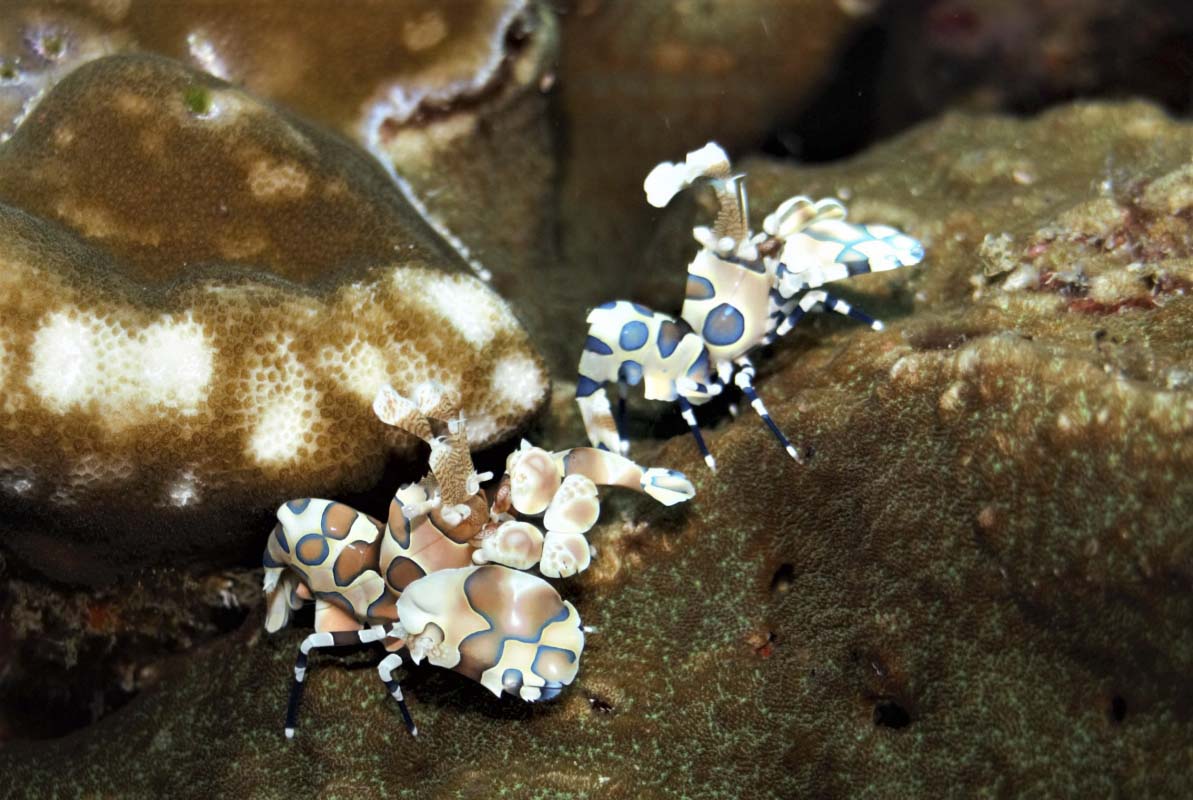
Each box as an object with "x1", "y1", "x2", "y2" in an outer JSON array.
[
  {"x1": 0, "y1": 54, "x2": 547, "y2": 585},
  {"x1": 2, "y1": 101, "x2": 1190, "y2": 797}
]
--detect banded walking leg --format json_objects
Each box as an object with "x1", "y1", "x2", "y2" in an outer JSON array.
[
  {"x1": 285, "y1": 624, "x2": 394, "y2": 739},
  {"x1": 676, "y1": 395, "x2": 716, "y2": 471},
  {"x1": 378, "y1": 651, "x2": 418, "y2": 736},
  {"x1": 767, "y1": 290, "x2": 884, "y2": 343},
  {"x1": 733, "y1": 357, "x2": 802, "y2": 463}
]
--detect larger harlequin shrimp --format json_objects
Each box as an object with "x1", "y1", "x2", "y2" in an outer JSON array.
[
  {"x1": 263, "y1": 382, "x2": 582, "y2": 737},
  {"x1": 576, "y1": 142, "x2": 925, "y2": 469},
  {"x1": 263, "y1": 381, "x2": 692, "y2": 737}
]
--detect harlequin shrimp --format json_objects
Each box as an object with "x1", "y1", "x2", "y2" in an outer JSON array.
[
  {"x1": 576, "y1": 142, "x2": 925, "y2": 469},
  {"x1": 262, "y1": 382, "x2": 694, "y2": 737},
  {"x1": 263, "y1": 382, "x2": 584, "y2": 737}
]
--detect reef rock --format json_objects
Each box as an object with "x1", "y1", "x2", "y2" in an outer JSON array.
[
  {"x1": 2, "y1": 101, "x2": 1189, "y2": 796},
  {"x1": 0, "y1": 54, "x2": 547, "y2": 584}
]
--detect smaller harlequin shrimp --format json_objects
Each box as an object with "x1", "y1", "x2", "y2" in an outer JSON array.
[{"x1": 577, "y1": 142, "x2": 925, "y2": 470}]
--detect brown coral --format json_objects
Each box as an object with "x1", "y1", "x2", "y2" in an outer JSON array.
[
  {"x1": 0, "y1": 54, "x2": 547, "y2": 584},
  {"x1": 0, "y1": 0, "x2": 562, "y2": 299}
]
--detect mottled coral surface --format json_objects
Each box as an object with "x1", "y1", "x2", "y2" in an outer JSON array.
[
  {"x1": 0, "y1": 53, "x2": 548, "y2": 585},
  {"x1": 2, "y1": 101, "x2": 1191, "y2": 797}
]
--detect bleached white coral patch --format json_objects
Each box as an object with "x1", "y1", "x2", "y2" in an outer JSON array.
[
  {"x1": 410, "y1": 272, "x2": 516, "y2": 348},
  {"x1": 490, "y1": 354, "x2": 545, "y2": 412},
  {"x1": 28, "y1": 309, "x2": 214, "y2": 420},
  {"x1": 250, "y1": 393, "x2": 315, "y2": 465},
  {"x1": 28, "y1": 310, "x2": 99, "y2": 412},
  {"x1": 465, "y1": 413, "x2": 498, "y2": 445},
  {"x1": 137, "y1": 316, "x2": 213, "y2": 413},
  {"x1": 246, "y1": 337, "x2": 319, "y2": 466}
]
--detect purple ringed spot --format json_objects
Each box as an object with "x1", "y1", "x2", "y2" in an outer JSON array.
[
  {"x1": 273, "y1": 522, "x2": 290, "y2": 553},
  {"x1": 457, "y1": 567, "x2": 570, "y2": 674},
  {"x1": 686, "y1": 348, "x2": 710, "y2": 379},
  {"x1": 388, "y1": 498, "x2": 412, "y2": 547},
  {"x1": 321, "y1": 502, "x2": 357, "y2": 539},
  {"x1": 386, "y1": 555, "x2": 426, "y2": 592},
  {"x1": 618, "y1": 360, "x2": 643, "y2": 386},
  {"x1": 619, "y1": 321, "x2": 649, "y2": 351},
  {"x1": 295, "y1": 533, "x2": 330, "y2": 566},
  {"x1": 703, "y1": 303, "x2": 745, "y2": 346},
  {"x1": 286, "y1": 498, "x2": 311, "y2": 514},
  {"x1": 657, "y1": 319, "x2": 687, "y2": 358},
  {"x1": 686, "y1": 275, "x2": 715, "y2": 300},
  {"x1": 531, "y1": 645, "x2": 577, "y2": 683},
  {"x1": 576, "y1": 375, "x2": 602, "y2": 397},
  {"x1": 502, "y1": 668, "x2": 524, "y2": 693},
  {"x1": 584, "y1": 335, "x2": 614, "y2": 355}
]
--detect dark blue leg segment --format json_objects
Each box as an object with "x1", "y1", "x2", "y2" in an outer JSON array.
[
  {"x1": 820, "y1": 293, "x2": 884, "y2": 331},
  {"x1": 734, "y1": 359, "x2": 802, "y2": 463},
  {"x1": 616, "y1": 380, "x2": 629, "y2": 452},
  {"x1": 378, "y1": 651, "x2": 418, "y2": 737},
  {"x1": 677, "y1": 396, "x2": 716, "y2": 471},
  {"x1": 285, "y1": 662, "x2": 307, "y2": 738}
]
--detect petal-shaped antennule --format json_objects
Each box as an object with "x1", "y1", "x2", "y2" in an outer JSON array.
[
  {"x1": 644, "y1": 160, "x2": 690, "y2": 208},
  {"x1": 644, "y1": 141, "x2": 732, "y2": 208},
  {"x1": 413, "y1": 381, "x2": 461, "y2": 422},
  {"x1": 764, "y1": 196, "x2": 849, "y2": 239},
  {"x1": 543, "y1": 474, "x2": 600, "y2": 535},
  {"x1": 684, "y1": 141, "x2": 731, "y2": 181},
  {"x1": 373, "y1": 384, "x2": 433, "y2": 442}
]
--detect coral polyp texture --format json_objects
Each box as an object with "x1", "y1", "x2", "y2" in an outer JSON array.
[
  {"x1": 0, "y1": 54, "x2": 547, "y2": 584},
  {"x1": 2, "y1": 101, "x2": 1190, "y2": 797},
  {"x1": 0, "y1": 0, "x2": 561, "y2": 293}
]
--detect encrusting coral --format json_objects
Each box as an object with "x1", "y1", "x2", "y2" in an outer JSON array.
[
  {"x1": 1, "y1": 101, "x2": 1189, "y2": 797},
  {"x1": 0, "y1": 0, "x2": 561, "y2": 289},
  {"x1": 0, "y1": 54, "x2": 548, "y2": 584}
]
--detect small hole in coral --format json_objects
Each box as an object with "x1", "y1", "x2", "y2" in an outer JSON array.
[
  {"x1": 873, "y1": 700, "x2": 912, "y2": 729},
  {"x1": 588, "y1": 695, "x2": 615, "y2": 715},
  {"x1": 1109, "y1": 695, "x2": 1127, "y2": 724},
  {"x1": 770, "y1": 563, "x2": 796, "y2": 594}
]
